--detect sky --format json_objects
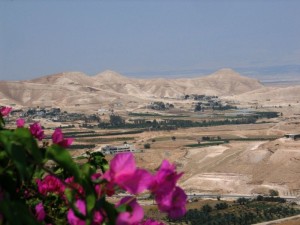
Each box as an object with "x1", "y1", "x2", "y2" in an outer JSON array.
[{"x1": 1, "y1": 0, "x2": 300, "y2": 80}]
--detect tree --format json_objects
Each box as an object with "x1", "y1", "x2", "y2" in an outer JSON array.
[
  {"x1": 171, "y1": 136, "x2": 176, "y2": 141},
  {"x1": 202, "y1": 204, "x2": 212, "y2": 213},
  {"x1": 269, "y1": 189, "x2": 279, "y2": 197},
  {"x1": 237, "y1": 197, "x2": 248, "y2": 205},
  {"x1": 109, "y1": 114, "x2": 125, "y2": 126},
  {"x1": 215, "y1": 202, "x2": 228, "y2": 210},
  {"x1": 144, "y1": 143, "x2": 151, "y2": 149},
  {"x1": 194, "y1": 102, "x2": 202, "y2": 112}
]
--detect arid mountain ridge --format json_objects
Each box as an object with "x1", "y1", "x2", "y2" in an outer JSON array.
[{"x1": 0, "y1": 68, "x2": 299, "y2": 108}]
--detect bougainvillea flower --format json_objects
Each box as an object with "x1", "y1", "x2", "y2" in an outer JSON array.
[
  {"x1": 150, "y1": 160, "x2": 183, "y2": 196},
  {"x1": 139, "y1": 219, "x2": 165, "y2": 225},
  {"x1": 16, "y1": 118, "x2": 25, "y2": 128},
  {"x1": 67, "y1": 199, "x2": 104, "y2": 225},
  {"x1": 35, "y1": 202, "x2": 46, "y2": 221},
  {"x1": 36, "y1": 175, "x2": 65, "y2": 196},
  {"x1": 65, "y1": 176, "x2": 84, "y2": 197},
  {"x1": 52, "y1": 128, "x2": 73, "y2": 148},
  {"x1": 155, "y1": 186, "x2": 187, "y2": 219},
  {"x1": 67, "y1": 199, "x2": 86, "y2": 225},
  {"x1": 103, "y1": 153, "x2": 152, "y2": 194},
  {"x1": 29, "y1": 122, "x2": 45, "y2": 141},
  {"x1": 116, "y1": 197, "x2": 144, "y2": 225},
  {"x1": 91, "y1": 173, "x2": 105, "y2": 198},
  {"x1": 0, "y1": 106, "x2": 12, "y2": 117}
]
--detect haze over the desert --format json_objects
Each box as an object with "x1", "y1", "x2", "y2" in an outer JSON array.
[{"x1": 1, "y1": 1, "x2": 300, "y2": 81}]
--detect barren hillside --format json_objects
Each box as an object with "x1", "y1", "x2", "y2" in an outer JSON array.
[
  {"x1": 0, "y1": 68, "x2": 266, "y2": 108},
  {"x1": 179, "y1": 137, "x2": 300, "y2": 195},
  {"x1": 227, "y1": 85, "x2": 300, "y2": 105}
]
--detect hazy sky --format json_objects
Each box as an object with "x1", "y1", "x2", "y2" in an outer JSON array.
[{"x1": 1, "y1": 0, "x2": 300, "y2": 80}]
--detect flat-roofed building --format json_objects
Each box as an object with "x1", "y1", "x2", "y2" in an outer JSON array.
[{"x1": 284, "y1": 134, "x2": 300, "y2": 140}]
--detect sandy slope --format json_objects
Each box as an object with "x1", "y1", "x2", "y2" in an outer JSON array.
[
  {"x1": 179, "y1": 138, "x2": 300, "y2": 195},
  {"x1": 0, "y1": 68, "x2": 266, "y2": 108}
]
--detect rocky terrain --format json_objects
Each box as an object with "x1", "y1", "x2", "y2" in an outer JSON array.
[{"x1": 0, "y1": 68, "x2": 265, "y2": 108}]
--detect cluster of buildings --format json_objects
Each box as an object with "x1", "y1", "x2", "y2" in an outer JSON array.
[
  {"x1": 101, "y1": 144, "x2": 136, "y2": 155},
  {"x1": 9, "y1": 107, "x2": 100, "y2": 124}
]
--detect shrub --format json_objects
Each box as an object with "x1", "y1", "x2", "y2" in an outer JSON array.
[
  {"x1": 202, "y1": 204, "x2": 213, "y2": 213},
  {"x1": 269, "y1": 189, "x2": 279, "y2": 197},
  {"x1": 144, "y1": 143, "x2": 151, "y2": 149},
  {"x1": 215, "y1": 202, "x2": 229, "y2": 210}
]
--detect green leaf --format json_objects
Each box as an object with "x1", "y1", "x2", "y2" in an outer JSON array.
[
  {"x1": 0, "y1": 151, "x2": 9, "y2": 165},
  {"x1": 86, "y1": 192, "x2": 96, "y2": 216},
  {"x1": 89, "y1": 151, "x2": 109, "y2": 172},
  {"x1": 116, "y1": 204, "x2": 127, "y2": 213},
  {"x1": 0, "y1": 116, "x2": 5, "y2": 129},
  {"x1": 81, "y1": 163, "x2": 95, "y2": 179},
  {"x1": 14, "y1": 128, "x2": 42, "y2": 163},
  {"x1": 0, "y1": 200, "x2": 41, "y2": 225},
  {"x1": 64, "y1": 188, "x2": 74, "y2": 204},
  {"x1": 103, "y1": 201, "x2": 118, "y2": 225},
  {"x1": 46, "y1": 145, "x2": 80, "y2": 180}
]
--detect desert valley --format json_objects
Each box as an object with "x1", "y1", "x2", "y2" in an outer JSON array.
[
  {"x1": 1, "y1": 68, "x2": 300, "y2": 200},
  {"x1": 2, "y1": 1, "x2": 300, "y2": 224}
]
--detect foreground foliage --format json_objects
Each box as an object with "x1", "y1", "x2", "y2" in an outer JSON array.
[{"x1": 0, "y1": 106, "x2": 187, "y2": 225}]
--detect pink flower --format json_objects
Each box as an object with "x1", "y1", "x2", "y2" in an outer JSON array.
[
  {"x1": 67, "y1": 200, "x2": 104, "y2": 225},
  {"x1": 139, "y1": 219, "x2": 165, "y2": 225},
  {"x1": 91, "y1": 173, "x2": 104, "y2": 198},
  {"x1": 29, "y1": 122, "x2": 45, "y2": 141},
  {"x1": 65, "y1": 177, "x2": 84, "y2": 197},
  {"x1": 67, "y1": 200, "x2": 86, "y2": 225},
  {"x1": 150, "y1": 160, "x2": 183, "y2": 196},
  {"x1": 155, "y1": 186, "x2": 187, "y2": 219},
  {"x1": 93, "y1": 211, "x2": 104, "y2": 225},
  {"x1": 35, "y1": 202, "x2": 46, "y2": 221},
  {"x1": 36, "y1": 175, "x2": 65, "y2": 196},
  {"x1": 116, "y1": 197, "x2": 144, "y2": 225},
  {"x1": 103, "y1": 153, "x2": 152, "y2": 194},
  {"x1": 52, "y1": 128, "x2": 73, "y2": 148},
  {"x1": 149, "y1": 160, "x2": 187, "y2": 219},
  {"x1": 91, "y1": 173, "x2": 102, "y2": 181},
  {"x1": 16, "y1": 118, "x2": 25, "y2": 128},
  {"x1": 0, "y1": 106, "x2": 12, "y2": 116}
]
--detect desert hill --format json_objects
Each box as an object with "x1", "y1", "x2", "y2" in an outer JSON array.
[
  {"x1": 0, "y1": 68, "x2": 267, "y2": 108},
  {"x1": 30, "y1": 72, "x2": 98, "y2": 87},
  {"x1": 227, "y1": 85, "x2": 300, "y2": 105},
  {"x1": 179, "y1": 137, "x2": 300, "y2": 194}
]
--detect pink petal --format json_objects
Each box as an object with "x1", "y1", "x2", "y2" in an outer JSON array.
[
  {"x1": 35, "y1": 203, "x2": 46, "y2": 221},
  {"x1": 150, "y1": 160, "x2": 183, "y2": 195},
  {"x1": 116, "y1": 197, "x2": 144, "y2": 225},
  {"x1": 0, "y1": 106, "x2": 12, "y2": 116},
  {"x1": 67, "y1": 200, "x2": 86, "y2": 225},
  {"x1": 155, "y1": 186, "x2": 187, "y2": 219},
  {"x1": 29, "y1": 122, "x2": 45, "y2": 140},
  {"x1": 110, "y1": 153, "x2": 136, "y2": 176},
  {"x1": 60, "y1": 138, "x2": 73, "y2": 148},
  {"x1": 117, "y1": 169, "x2": 153, "y2": 194},
  {"x1": 92, "y1": 211, "x2": 104, "y2": 224},
  {"x1": 52, "y1": 128, "x2": 64, "y2": 144},
  {"x1": 16, "y1": 118, "x2": 25, "y2": 128}
]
